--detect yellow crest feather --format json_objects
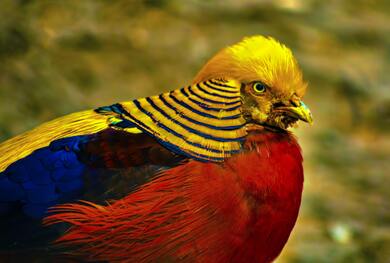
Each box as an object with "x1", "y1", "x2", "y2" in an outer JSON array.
[{"x1": 193, "y1": 35, "x2": 307, "y2": 97}]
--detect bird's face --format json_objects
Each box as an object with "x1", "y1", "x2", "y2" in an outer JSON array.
[
  {"x1": 241, "y1": 80, "x2": 312, "y2": 130},
  {"x1": 193, "y1": 36, "x2": 312, "y2": 131}
]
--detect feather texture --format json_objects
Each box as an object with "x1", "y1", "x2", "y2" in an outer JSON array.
[
  {"x1": 0, "y1": 110, "x2": 110, "y2": 173},
  {"x1": 44, "y1": 131, "x2": 303, "y2": 263},
  {"x1": 100, "y1": 79, "x2": 248, "y2": 161},
  {"x1": 0, "y1": 129, "x2": 184, "y2": 249}
]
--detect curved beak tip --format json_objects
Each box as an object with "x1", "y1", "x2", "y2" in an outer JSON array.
[
  {"x1": 305, "y1": 114, "x2": 314, "y2": 125},
  {"x1": 298, "y1": 101, "x2": 313, "y2": 125}
]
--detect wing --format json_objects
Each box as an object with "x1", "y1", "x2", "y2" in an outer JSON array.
[
  {"x1": 0, "y1": 78, "x2": 246, "y2": 252},
  {"x1": 0, "y1": 125, "x2": 185, "y2": 251}
]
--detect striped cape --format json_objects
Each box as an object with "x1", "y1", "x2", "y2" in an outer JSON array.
[{"x1": 97, "y1": 79, "x2": 248, "y2": 162}]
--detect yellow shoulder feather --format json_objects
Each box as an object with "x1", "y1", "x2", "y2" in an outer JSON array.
[{"x1": 0, "y1": 110, "x2": 111, "y2": 172}]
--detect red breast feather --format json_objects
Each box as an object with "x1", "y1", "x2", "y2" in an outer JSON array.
[{"x1": 44, "y1": 130, "x2": 303, "y2": 263}]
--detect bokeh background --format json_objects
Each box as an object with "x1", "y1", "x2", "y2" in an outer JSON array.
[{"x1": 0, "y1": 0, "x2": 389, "y2": 262}]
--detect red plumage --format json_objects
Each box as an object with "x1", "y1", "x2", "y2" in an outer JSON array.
[{"x1": 44, "y1": 130, "x2": 303, "y2": 263}]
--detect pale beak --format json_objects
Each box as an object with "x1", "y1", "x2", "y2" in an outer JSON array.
[
  {"x1": 275, "y1": 100, "x2": 313, "y2": 124},
  {"x1": 288, "y1": 100, "x2": 313, "y2": 124}
]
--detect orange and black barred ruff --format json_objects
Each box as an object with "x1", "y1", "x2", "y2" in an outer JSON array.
[{"x1": 96, "y1": 79, "x2": 248, "y2": 162}]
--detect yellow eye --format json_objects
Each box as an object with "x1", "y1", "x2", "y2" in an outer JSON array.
[{"x1": 253, "y1": 82, "x2": 267, "y2": 93}]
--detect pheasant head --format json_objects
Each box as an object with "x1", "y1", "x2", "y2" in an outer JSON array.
[{"x1": 193, "y1": 36, "x2": 312, "y2": 130}]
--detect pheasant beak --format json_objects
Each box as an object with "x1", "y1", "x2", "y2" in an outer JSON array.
[{"x1": 281, "y1": 100, "x2": 313, "y2": 125}]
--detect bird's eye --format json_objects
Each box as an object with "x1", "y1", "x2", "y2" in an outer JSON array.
[{"x1": 252, "y1": 82, "x2": 267, "y2": 94}]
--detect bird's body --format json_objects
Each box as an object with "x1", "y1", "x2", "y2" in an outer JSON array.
[{"x1": 0, "y1": 36, "x2": 312, "y2": 262}]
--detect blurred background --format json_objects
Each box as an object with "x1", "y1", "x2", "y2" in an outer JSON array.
[{"x1": 0, "y1": 0, "x2": 389, "y2": 262}]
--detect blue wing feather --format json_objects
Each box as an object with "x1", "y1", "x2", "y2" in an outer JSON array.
[
  {"x1": 0, "y1": 128, "x2": 185, "y2": 251},
  {"x1": 0, "y1": 135, "x2": 90, "y2": 219}
]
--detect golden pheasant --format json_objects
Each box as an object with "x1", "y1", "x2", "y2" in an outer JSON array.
[{"x1": 0, "y1": 35, "x2": 312, "y2": 262}]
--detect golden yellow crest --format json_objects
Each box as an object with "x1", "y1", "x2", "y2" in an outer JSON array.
[{"x1": 193, "y1": 35, "x2": 307, "y2": 97}]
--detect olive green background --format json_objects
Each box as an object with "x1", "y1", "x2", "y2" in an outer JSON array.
[{"x1": 0, "y1": 0, "x2": 389, "y2": 262}]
